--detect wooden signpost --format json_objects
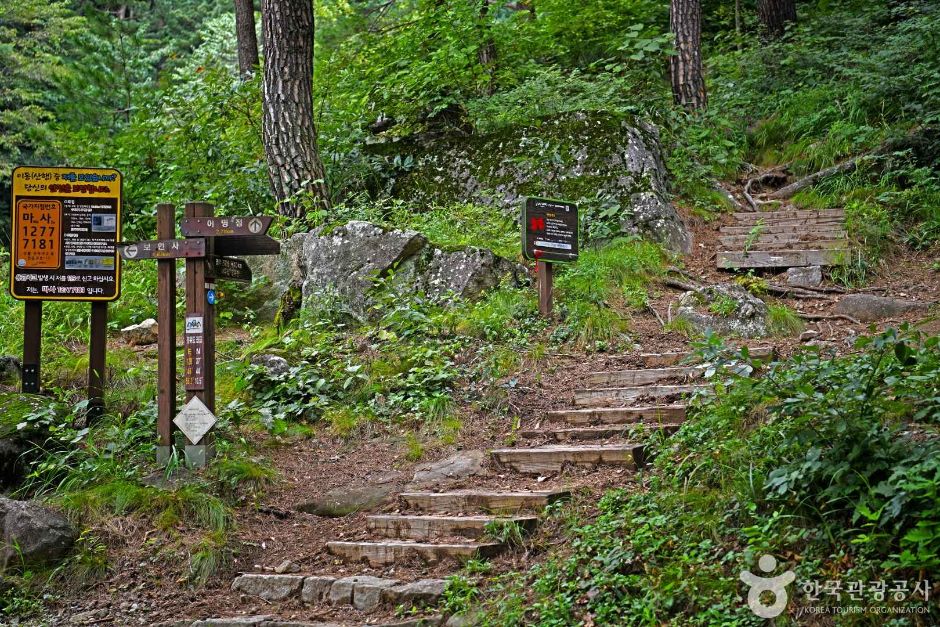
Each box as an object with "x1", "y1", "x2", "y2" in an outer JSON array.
[
  {"x1": 9, "y1": 166, "x2": 123, "y2": 417},
  {"x1": 522, "y1": 197, "x2": 579, "y2": 317},
  {"x1": 121, "y1": 203, "x2": 279, "y2": 467}
]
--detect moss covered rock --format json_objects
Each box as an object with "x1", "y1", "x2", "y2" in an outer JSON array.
[{"x1": 373, "y1": 111, "x2": 691, "y2": 252}]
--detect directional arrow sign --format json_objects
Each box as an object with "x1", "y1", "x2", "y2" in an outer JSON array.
[
  {"x1": 212, "y1": 235, "x2": 280, "y2": 257},
  {"x1": 180, "y1": 216, "x2": 273, "y2": 237},
  {"x1": 121, "y1": 238, "x2": 206, "y2": 260},
  {"x1": 211, "y1": 256, "x2": 252, "y2": 283}
]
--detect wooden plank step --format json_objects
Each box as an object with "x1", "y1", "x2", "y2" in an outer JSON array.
[
  {"x1": 720, "y1": 224, "x2": 846, "y2": 236},
  {"x1": 717, "y1": 249, "x2": 847, "y2": 269},
  {"x1": 732, "y1": 208, "x2": 844, "y2": 222},
  {"x1": 546, "y1": 405, "x2": 687, "y2": 425},
  {"x1": 491, "y1": 444, "x2": 644, "y2": 474},
  {"x1": 584, "y1": 365, "x2": 705, "y2": 388},
  {"x1": 520, "y1": 424, "x2": 681, "y2": 442},
  {"x1": 574, "y1": 384, "x2": 709, "y2": 407},
  {"x1": 366, "y1": 514, "x2": 538, "y2": 541},
  {"x1": 719, "y1": 235, "x2": 846, "y2": 249},
  {"x1": 638, "y1": 346, "x2": 775, "y2": 367},
  {"x1": 326, "y1": 540, "x2": 504, "y2": 566},
  {"x1": 400, "y1": 490, "x2": 569, "y2": 514}
]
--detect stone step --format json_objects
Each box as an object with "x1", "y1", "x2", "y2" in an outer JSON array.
[
  {"x1": 229, "y1": 573, "x2": 447, "y2": 613},
  {"x1": 326, "y1": 540, "x2": 504, "y2": 566},
  {"x1": 365, "y1": 514, "x2": 538, "y2": 541},
  {"x1": 638, "y1": 346, "x2": 774, "y2": 367},
  {"x1": 399, "y1": 490, "x2": 569, "y2": 514},
  {"x1": 718, "y1": 249, "x2": 847, "y2": 269},
  {"x1": 546, "y1": 404, "x2": 687, "y2": 425},
  {"x1": 194, "y1": 613, "x2": 443, "y2": 626},
  {"x1": 584, "y1": 365, "x2": 705, "y2": 388},
  {"x1": 520, "y1": 424, "x2": 681, "y2": 442},
  {"x1": 574, "y1": 384, "x2": 708, "y2": 407},
  {"x1": 491, "y1": 444, "x2": 643, "y2": 474}
]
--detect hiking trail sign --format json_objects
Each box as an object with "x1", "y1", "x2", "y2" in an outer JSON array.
[
  {"x1": 121, "y1": 203, "x2": 279, "y2": 467},
  {"x1": 10, "y1": 166, "x2": 123, "y2": 416},
  {"x1": 521, "y1": 197, "x2": 579, "y2": 317}
]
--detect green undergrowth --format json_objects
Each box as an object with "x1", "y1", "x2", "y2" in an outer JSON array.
[{"x1": 450, "y1": 327, "x2": 940, "y2": 625}]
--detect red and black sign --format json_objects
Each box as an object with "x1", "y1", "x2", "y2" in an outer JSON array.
[{"x1": 522, "y1": 197, "x2": 579, "y2": 262}]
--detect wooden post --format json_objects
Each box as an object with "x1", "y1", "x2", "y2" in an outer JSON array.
[
  {"x1": 537, "y1": 261, "x2": 553, "y2": 318},
  {"x1": 87, "y1": 302, "x2": 108, "y2": 420},
  {"x1": 156, "y1": 204, "x2": 177, "y2": 465},
  {"x1": 183, "y1": 202, "x2": 215, "y2": 467},
  {"x1": 22, "y1": 301, "x2": 42, "y2": 393}
]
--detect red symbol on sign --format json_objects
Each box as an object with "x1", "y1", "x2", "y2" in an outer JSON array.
[{"x1": 530, "y1": 217, "x2": 545, "y2": 232}]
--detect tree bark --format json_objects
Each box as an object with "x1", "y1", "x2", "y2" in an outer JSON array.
[
  {"x1": 478, "y1": 0, "x2": 497, "y2": 94},
  {"x1": 670, "y1": 0, "x2": 707, "y2": 110},
  {"x1": 261, "y1": 0, "x2": 331, "y2": 219},
  {"x1": 757, "y1": 0, "x2": 797, "y2": 39},
  {"x1": 234, "y1": 0, "x2": 259, "y2": 78}
]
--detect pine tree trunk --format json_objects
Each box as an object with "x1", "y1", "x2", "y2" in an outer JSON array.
[
  {"x1": 670, "y1": 0, "x2": 707, "y2": 110},
  {"x1": 261, "y1": 0, "x2": 330, "y2": 219},
  {"x1": 234, "y1": 0, "x2": 259, "y2": 77},
  {"x1": 757, "y1": 0, "x2": 797, "y2": 39}
]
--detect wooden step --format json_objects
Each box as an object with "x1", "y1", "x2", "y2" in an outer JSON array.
[
  {"x1": 400, "y1": 490, "x2": 569, "y2": 514},
  {"x1": 720, "y1": 223, "x2": 846, "y2": 236},
  {"x1": 717, "y1": 249, "x2": 847, "y2": 269},
  {"x1": 732, "y1": 208, "x2": 845, "y2": 223},
  {"x1": 546, "y1": 405, "x2": 687, "y2": 425},
  {"x1": 574, "y1": 384, "x2": 708, "y2": 407},
  {"x1": 638, "y1": 346, "x2": 775, "y2": 367},
  {"x1": 326, "y1": 540, "x2": 504, "y2": 566},
  {"x1": 730, "y1": 217, "x2": 845, "y2": 228},
  {"x1": 366, "y1": 514, "x2": 538, "y2": 541},
  {"x1": 491, "y1": 444, "x2": 643, "y2": 474},
  {"x1": 584, "y1": 365, "x2": 705, "y2": 388},
  {"x1": 719, "y1": 235, "x2": 846, "y2": 250},
  {"x1": 520, "y1": 424, "x2": 681, "y2": 442}
]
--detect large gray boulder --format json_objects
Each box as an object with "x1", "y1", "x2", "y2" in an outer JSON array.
[
  {"x1": 834, "y1": 294, "x2": 931, "y2": 323},
  {"x1": 0, "y1": 497, "x2": 77, "y2": 567},
  {"x1": 409, "y1": 451, "x2": 486, "y2": 487},
  {"x1": 677, "y1": 284, "x2": 769, "y2": 338},
  {"x1": 373, "y1": 111, "x2": 690, "y2": 252},
  {"x1": 250, "y1": 221, "x2": 526, "y2": 321}
]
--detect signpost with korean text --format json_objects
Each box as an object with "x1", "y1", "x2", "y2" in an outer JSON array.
[
  {"x1": 522, "y1": 197, "x2": 579, "y2": 317},
  {"x1": 9, "y1": 166, "x2": 122, "y2": 416},
  {"x1": 120, "y1": 203, "x2": 279, "y2": 467}
]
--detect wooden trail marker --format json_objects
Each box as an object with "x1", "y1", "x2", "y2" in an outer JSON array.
[
  {"x1": 522, "y1": 197, "x2": 579, "y2": 318},
  {"x1": 9, "y1": 166, "x2": 123, "y2": 417},
  {"x1": 123, "y1": 202, "x2": 279, "y2": 467}
]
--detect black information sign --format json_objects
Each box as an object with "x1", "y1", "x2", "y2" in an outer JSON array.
[
  {"x1": 10, "y1": 167, "x2": 122, "y2": 301},
  {"x1": 211, "y1": 256, "x2": 252, "y2": 283},
  {"x1": 522, "y1": 197, "x2": 579, "y2": 262}
]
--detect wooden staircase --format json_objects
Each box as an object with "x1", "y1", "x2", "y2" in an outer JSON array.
[
  {"x1": 717, "y1": 208, "x2": 848, "y2": 270},
  {"x1": 204, "y1": 346, "x2": 773, "y2": 626}
]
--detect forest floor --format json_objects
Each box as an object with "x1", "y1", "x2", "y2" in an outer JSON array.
[{"x1": 40, "y1": 182, "x2": 940, "y2": 626}]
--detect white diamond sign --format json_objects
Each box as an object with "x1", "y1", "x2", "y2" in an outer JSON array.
[{"x1": 173, "y1": 396, "x2": 217, "y2": 444}]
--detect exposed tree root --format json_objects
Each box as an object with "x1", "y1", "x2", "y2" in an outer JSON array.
[{"x1": 798, "y1": 313, "x2": 862, "y2": 325}]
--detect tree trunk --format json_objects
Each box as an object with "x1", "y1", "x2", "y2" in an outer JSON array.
[
  {"x1": 261, "y1": 0, "x2": 330, "y2": 219},
  {"x1": 478, "y1": 0, "x2": 497, "y2": 94},
  {"x1": 234, "y1": 0, "x2": 259, "y2": 78},
  {"x1": 757, "y1": 0, "x2": 797, "y2": 39},
  {"x1": 670, "y1": 0, "x2": 707, "y2": 110}
]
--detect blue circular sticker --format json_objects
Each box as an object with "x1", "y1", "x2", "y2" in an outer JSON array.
[{"x1": 207, "y1": 289, "x2": 217, "y2": 305}]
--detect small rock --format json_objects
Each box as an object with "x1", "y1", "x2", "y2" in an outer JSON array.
[
  {"x1": 834, "y1": 294, "x2": 930, "y2": 323},
  {"x1": 274, "y1": 559, "x2": 299, "y2": 574},
  {"x1": 0, "y1": 497, "x2": 77, "y2": 567},
  {"x1": 301, "y1": 575, "x2": 335, "y2": 603},
  {"x1": 231, "y1": 574, "x2": 303, "y2": 601},
  {"x1": 786, "y1": 266, "x2": 822, "y2": 288},
  {"x1": 120, "y1": 319, "x2": 159, "y2": 346},
  {"x1": 0, "y1": 356, "x2": 21, "y2": 386},
  {"x1": 250, "y1": 354, "x2": 290, "y2": 378},
  {"x1": 800, "y1": 330, "x2": 820, "y2": 342},
  {"x1": 409, "y1": 451, "x2": 486, "y2": 487},
  {"x1": 384, "y1": 579, "x2": 447, "y2": 605}
]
